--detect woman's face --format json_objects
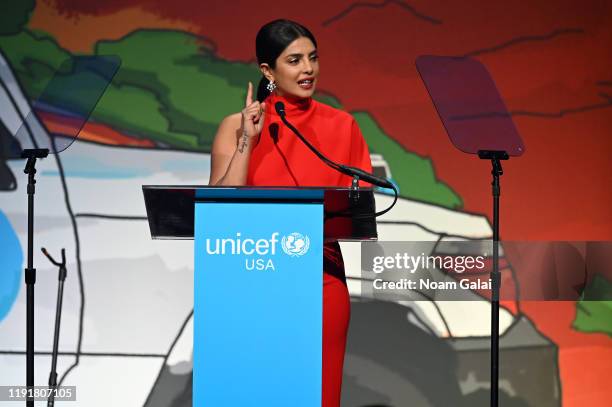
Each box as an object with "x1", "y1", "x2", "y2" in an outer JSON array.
[{"x1": 263, "y1": 36, "x2": 319, "y2": 99}]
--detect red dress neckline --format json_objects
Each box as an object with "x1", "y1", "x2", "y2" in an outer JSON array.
[{"x1": 265, "y1": 91, "x2": 313, "y2": 118}]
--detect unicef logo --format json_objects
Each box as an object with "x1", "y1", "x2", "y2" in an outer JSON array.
[{"x1": 281, "y1": 233, "x2": 310, "y2": 257}]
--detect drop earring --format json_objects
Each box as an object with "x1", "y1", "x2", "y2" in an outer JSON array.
[{"x1": 266, "y1": 80, "x2": 276, "y2": 92}]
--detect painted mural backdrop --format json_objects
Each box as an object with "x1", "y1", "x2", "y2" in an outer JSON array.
[{"x1": 1, "y1": 0, "x2": 610, "y2": 406}]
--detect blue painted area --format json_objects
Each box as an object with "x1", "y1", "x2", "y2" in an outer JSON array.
[
  {"x1": 0, "y1": 211, "x2": 23, "y2": 322},
  {"x1": 161, "y1": 159, "x2": 209, "y2": 173},
  {"x1": 40, "y1": 155, "x2": 147, "y2": 179},
  {"x1": 41, "y1": 169, "x2": 146, "y2": 178}
]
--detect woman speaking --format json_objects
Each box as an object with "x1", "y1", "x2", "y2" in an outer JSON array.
[{"x1": 209, "y1": 19, "x2": 372, "y2": 406}]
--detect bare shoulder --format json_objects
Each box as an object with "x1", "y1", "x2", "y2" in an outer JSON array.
[
  {"x1": 219, "y1": 112, "x2": 242, "y2": 131},
  {"x1": 215, "y1": 112, "x2": 242, "y2": 140},
  {"x1": 212, "y1": 113, "x2": 243, "y2": 153}
]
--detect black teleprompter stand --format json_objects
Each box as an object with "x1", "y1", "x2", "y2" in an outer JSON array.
[
  {"x1": 21, "y1": 148, "x2": 49, "y2": 407},
  {"x1": 416, "y1": 55, "x2": 526, "y2": 406},
  {"x1": 41, "y1": 248, "x2": 67, "y2": 407},
  {"x1": 12, "y1": 55, "x2": 120, "y2": 407},
  {"x1": 478, "y1": 149, "x2": 509, "y2": 407}
]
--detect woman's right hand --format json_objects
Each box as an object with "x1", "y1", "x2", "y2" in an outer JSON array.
[{"x1": 241, "y1": 82, "x2": 266, "y2": 138}]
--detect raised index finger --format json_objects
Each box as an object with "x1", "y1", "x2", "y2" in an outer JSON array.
[{"x1": 245, "y1": 81, "x2": 253, "y2": 107}]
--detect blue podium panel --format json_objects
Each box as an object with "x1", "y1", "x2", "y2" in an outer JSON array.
[{"x1": 194, "y1": 201, "x2": 323, "y2": 406}]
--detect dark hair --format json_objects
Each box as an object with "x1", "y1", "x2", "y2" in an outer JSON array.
[{"x1": 255, "y1": 19, "x2": 318, "y2": 102}]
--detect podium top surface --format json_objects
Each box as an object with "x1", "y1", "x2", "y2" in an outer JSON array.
[
  {"x1": 143, "y1": 186, "x2": 377, "y2": 240},
  {"x1": 145, "y1": 185, "x2": 329, "y2": 201}
]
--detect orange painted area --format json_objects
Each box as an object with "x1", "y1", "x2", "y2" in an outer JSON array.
[
  {"x1": 519, "y1": 301, "x2": 612, "y2": 407},
  {"x1": 38, "y1": 110, "x2": 155, "y2": 147},
  {"x1": 29, "y1": 1, "x2": 197, "y2": 53}
]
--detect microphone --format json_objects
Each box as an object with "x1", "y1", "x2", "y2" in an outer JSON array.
[
  {"x1": 274, "y1": 102, "x2": 394, "y2": 190},
  {"x1": 338, "y1": 165, "x2": 394, "y2": 189},
  {"x1": 274, "y1": 101, "x2": 285, "y2": 117}
]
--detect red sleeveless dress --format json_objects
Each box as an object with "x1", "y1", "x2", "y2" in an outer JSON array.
[{"x1": 247, "y1": 92, "x2": 372, "y2": 406}]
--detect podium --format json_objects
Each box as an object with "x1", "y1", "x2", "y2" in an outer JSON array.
[{"x1": 143, "y1": 186, "x2": 377, "y2": 406}]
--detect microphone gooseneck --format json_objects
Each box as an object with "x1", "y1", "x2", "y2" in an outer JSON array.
[
  {"x1": 275, "y1": 101, "x2": 394, "y2": 189},
  {"x1": 275, "y1": 101, "x2": 398, "y2": 218}
]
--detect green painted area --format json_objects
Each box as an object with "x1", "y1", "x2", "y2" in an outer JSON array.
[
  {"x1": 92, "y1": 30, "x2": 259, "y2": 149},
  {"x1": 0, "y1": 0, "x2": 34, "y2": 36},
  {"x1": 0, "y1": 27, "x2": 461, "y2": 207},
  {"x1": 352, "y1": 112, "x2": 461, "y2": 207},
  {"x1": 573, "y1": 274, "x2": 612, "y2": 337},
  {"x1": 0, "y1": 30, "x2": 72, "y2": 99},
  {"x1": 313, "y1": 92, "x2": 343, "y2": 109}
]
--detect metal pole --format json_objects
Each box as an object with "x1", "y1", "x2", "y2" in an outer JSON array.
[
  {"x1": 490, "y1": 157, "x2": 502, "y2": 407},
  {"x1": 25, "y1": 158, "x2": 37, "y2": 407},
  {"x1": 22, "y1": 149, "x2": 48, "y2": 407}
]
